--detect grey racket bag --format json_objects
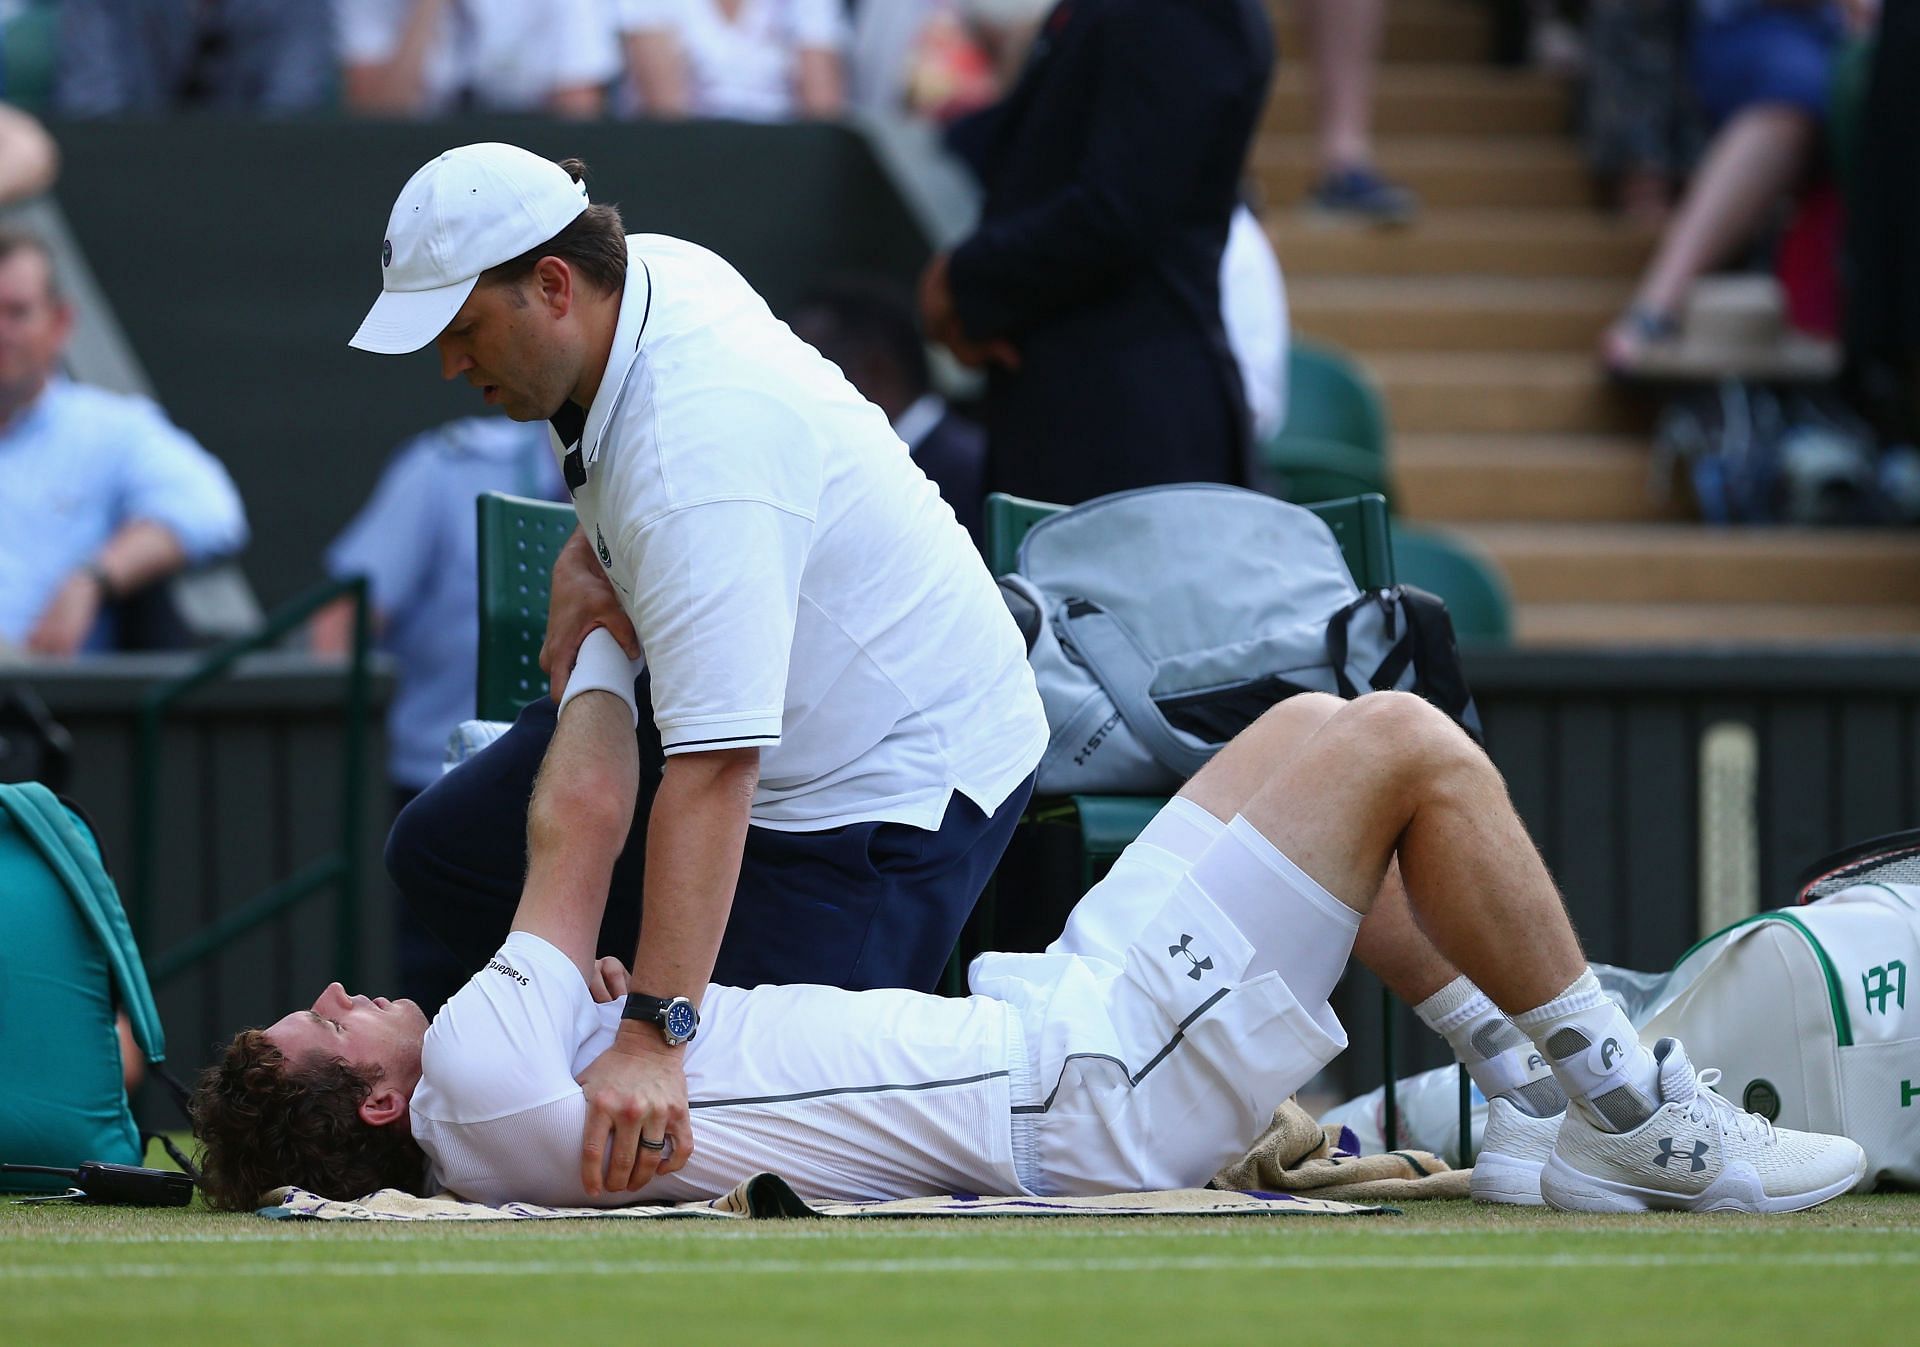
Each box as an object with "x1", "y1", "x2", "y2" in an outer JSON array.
[{"x1": 997, "y1": 484, "x2": 1482, "y2": 796}]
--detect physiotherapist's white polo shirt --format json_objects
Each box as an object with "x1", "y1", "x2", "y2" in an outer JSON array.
[{"x1": 554, "y1": 234, "x2": 1047, "y2": 831}]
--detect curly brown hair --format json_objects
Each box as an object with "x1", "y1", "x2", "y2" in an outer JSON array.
[{"x1": 190, "y1": 1029, "x2": 428, "y2": 1212}]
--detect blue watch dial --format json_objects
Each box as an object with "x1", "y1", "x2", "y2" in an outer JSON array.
[{"x1": 664, "y1": 1000, "x2": 698, "y2": 1043}]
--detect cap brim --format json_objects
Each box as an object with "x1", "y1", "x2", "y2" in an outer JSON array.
[{"x1": 348, "y1": 276, "x2": 480, "y2": 355}]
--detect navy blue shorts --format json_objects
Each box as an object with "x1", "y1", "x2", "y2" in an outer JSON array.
[{"x1": 386, "y1": 692, "x2": 1033, "y2": 995}]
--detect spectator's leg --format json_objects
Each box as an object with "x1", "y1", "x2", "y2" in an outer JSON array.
[
  {"x1": 1603, "y1": 103, "x2": 1818, "y2": 369},
  {"x1": 1296, "y1": 0, "x2": 1419, "y2": 224}
]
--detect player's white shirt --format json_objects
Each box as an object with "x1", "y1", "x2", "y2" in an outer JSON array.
[
  {"x1": 557, "y1": 233, "x2": 1047, "y2": 832},
  {"x1": 336, "y1": 0, "x2": 622, "y2": 115},
  {"x1": 410, "y1": 932, "x2": 1024, "y2": 1206},
  {"x1": 620, "y1": 0, "x2": 849, "y2": 122}
]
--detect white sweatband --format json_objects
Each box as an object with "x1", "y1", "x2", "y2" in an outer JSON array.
[{"x1": 557, "y1": 627, "x2": 643, "y2": 728}]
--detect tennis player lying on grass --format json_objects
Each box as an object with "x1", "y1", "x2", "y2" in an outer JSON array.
[{"x1": 192, "y1": 632, "x2": 1866, "y2": 1216}]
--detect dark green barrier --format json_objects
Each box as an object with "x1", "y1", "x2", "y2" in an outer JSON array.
[{"x1": 49, "y1": 118, "x2": 930, "y2": 608}]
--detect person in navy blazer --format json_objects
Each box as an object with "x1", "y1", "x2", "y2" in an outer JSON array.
[{"x1": 920, "y1": 0, "x2": 1274, "y2": 506}]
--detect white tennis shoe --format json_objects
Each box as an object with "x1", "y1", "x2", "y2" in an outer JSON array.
[
  {"x1": 1541, "y1": 1037, "x2": 1867, "y2": 1213},
  {"x1": 1470, "y1": 1094, "x2": 1562, "y2": 1206}
]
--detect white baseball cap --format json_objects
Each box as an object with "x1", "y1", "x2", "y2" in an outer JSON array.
[{"x1": 349, "y1": 143, "x2": 590, "y2": 355}]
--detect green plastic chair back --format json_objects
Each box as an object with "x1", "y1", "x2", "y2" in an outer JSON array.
[
  {"x1": 2, "y1": 1, "x2": 59, "y2": 115},
  {"x1": 984, "y1": 490, "x2": 1396, "y2": 590},
  {"x1": 1256, "y1": 433, "x2": 1395, "y2": 510},
  {"x1": 1390, "y1": 524, "x2": 1514, "y2": 646},
  {"x1": 1279, "y1": 340, "x2": 1389, "y2": 458},
  {"x1": 476, "y1": 492, "x2": 577, "y2": 721}
]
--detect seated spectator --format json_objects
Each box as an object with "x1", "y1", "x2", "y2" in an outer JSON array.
[
  {"x1": 787, "y1": 279, "x2": 988, "y2": 540},
  {"x1": 55, "y1": 0, "x2": 332, "y2": 116},
  {"x1": 618, "y1": 0, "x2": 848, "y2": 121},
  {"x1": 1602, "y1": 0, "x2": 1859, "y2": 373},
  {"x1": 339, "y1": 0, "x2": 619, "y2": 118},
  {"x1": 0, "y1": 228, "x2": 246, "y2": 656},
  {"x1": 312, "y1": 415, "x2": 566, "y2": 1014},
  {"x1": 1584, "y1": 0, "x2": 1695, "y2": 228}
]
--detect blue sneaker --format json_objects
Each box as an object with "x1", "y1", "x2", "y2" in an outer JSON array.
[{"x1": 1306, "y1": 166, "x2": 1420, "y2": 226}]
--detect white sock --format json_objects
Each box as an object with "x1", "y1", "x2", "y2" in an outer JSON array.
[
  {"x1": 1512, "y1": 969, "x2": 1661, "y2": 1133},
  {"x1": 1413, "y1": 976, "x2": 1566, "y2": 1117}
]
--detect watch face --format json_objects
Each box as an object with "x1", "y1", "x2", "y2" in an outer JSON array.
[{"x1": 664, "y1": 1000, "x2": 698, "y2": 1042}]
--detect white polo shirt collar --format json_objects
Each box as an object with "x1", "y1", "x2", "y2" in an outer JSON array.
[{"x1": 556, "y1": 246, "x2": 653, "y2": 494}]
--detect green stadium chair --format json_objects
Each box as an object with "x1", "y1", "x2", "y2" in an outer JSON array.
[
  {"x1": 1390, "y1": 524, "x2": 1515, "y2": 646},
  {"x1": 1255, "y1": 433, "x2": 1395, "y2": 510},
  {"x1": 1276, "y1": 339, "x2": 1390, "y2": 458},
  {"x1": 476, "y1": 492, "x2": 576, "y2": 721}
]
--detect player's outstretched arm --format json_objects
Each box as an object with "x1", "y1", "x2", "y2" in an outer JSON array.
[{"x1": 512, "y1": 681, "x2": 640, "y2": 979}]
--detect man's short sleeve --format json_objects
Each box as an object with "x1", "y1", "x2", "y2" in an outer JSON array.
[
  {"x1": 113, "y1": 401, "x2": 248, "y2": 564},
  {"x1": 416, "y1": 932, "x2": 596, "y2": 1125},
  {"x1": 334, "y1": 0, "x2": 399, "y2": 63},
  {"x1": 792, "y1": 0, "x2": 850, "y2": 49},
  {"x1": 613, "y1": 499, "x2": 812, "y2": 756},
  {"x1": 549, "y1": 0, "x2": 625, "y2": 85}
]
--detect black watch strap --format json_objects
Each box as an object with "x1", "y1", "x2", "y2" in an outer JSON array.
[{"x1": 621, "y1": 992, "x2": 698, "y2": 1045}]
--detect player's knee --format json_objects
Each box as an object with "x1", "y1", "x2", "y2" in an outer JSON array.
[
  {"x1": 1256, "y1": 691, "x2": 1344, "y2": 736},
  {"x1": 1335, "y1": 691, "x2": 1481, "y2": 788}
]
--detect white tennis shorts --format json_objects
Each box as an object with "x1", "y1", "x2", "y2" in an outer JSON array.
[{"x1": 971, "y1": 797, "x2": 1355, "y2": 1196}]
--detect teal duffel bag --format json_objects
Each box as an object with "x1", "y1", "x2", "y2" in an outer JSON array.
[{"x1": 0, "y1": 781, "x2": 165, "y2": 1193}]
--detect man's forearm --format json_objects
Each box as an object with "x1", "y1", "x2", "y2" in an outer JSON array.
[
  {"x1": 515, "y1": 690, "x2": 641, "y2": 978},
  {"x1": 626, "y1": 749, "x2": 759, "y2": 1014},
  {"x1": 97, "y1": 519, "x2": 188, "y2": 597}
]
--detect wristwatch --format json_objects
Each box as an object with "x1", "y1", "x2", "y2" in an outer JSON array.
[{"x1": 621, "y1": 992, "x2": 699, "y2": 1047}]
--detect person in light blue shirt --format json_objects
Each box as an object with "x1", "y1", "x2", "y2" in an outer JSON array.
[
  {"x1": 313, "y1": 414, "x2": 565, "y2": 1010},
  {"x1": 0, "y1": 228, "x2": 247, "y2": 654}
]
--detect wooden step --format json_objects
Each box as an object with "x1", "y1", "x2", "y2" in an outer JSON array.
[
  {"x1": 1264, "y1": 66, "x2": 1571, "y2": 136},
  {"x1": 1272, "y1": 210, "x2": 1654, "y2": 280},
  {"x1": 1369, "y1": 353, "x2": 1652, "y2": 435},
  {"x1": 1394, "y1": 434, "x2": 1683, "y2": 522},
  {"x1": 1290, "y1": 277, "x2": 1629, "y2": 353},
  {"x1": 1459, "y1": 524, "x2": 1920, "y2": 605},
  {"x1": 1255, "y1": 136, "x2": 1592, "y2": 210},
  {"x1": 1515, "y1": 602, "x2": 1920, "y2": 647},
  {"x1": 1269, "y1": 0, "x2": 1490, "y2": 65}
]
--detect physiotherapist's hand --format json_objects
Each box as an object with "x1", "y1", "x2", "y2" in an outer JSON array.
[
  {"x1": 27, "y1": 569, "x2": 106, "y2": 656},
  {"x1": 577, "y1": 1027, "x2": 694, "y2": 1195},
  {"x1": 541, "y1": 529, "x2": 640, "y2": 702}
]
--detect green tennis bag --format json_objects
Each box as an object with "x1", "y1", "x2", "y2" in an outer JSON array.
[{"x1": 0, "y1": 782, "x2": 165, "y2": 1193}]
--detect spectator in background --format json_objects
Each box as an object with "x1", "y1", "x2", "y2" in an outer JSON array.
[
  {"x1": 922, "y1": 0, "x2": 1273, "y2": 505},
  {"x1": 1602, "y1": 0, "x2": 1859, "y2": 373},
  {"x1": 787, "y1": 279, "x2": 988, "y2": 541},
  {"x1": 619, "y1": 0, "x2": 848, "y2": 121},
  {"x1": 339, "y1": 0, "x2": 619, "y2": 118},
  {"x1": 1584, "y1": 0, "x2": 1695, "y2": 228},
  {"x1": 314, "y1": 415, "x2": 565, "y2": 1014},
  {"x1": 1294, "y1": 0, "x2": 1419, "y2": 226},
  {"x1": 1842, "y1": 0, "x2": 1917, "y2": 444},
  {"x1": 55, "y1": 0, "x2": 332, "y2": 115},
  {"x1": 0, "y1": 228, "x2": 246, "y2": 655}
]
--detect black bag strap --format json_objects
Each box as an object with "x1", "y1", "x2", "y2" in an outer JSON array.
[{"x1": 1396, "y1": 585, "x2": 1486, "y2": 746}]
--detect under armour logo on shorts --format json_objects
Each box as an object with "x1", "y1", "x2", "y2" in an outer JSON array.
[{"x1": 1168, "y1": 934, "x2": 1214, "y2": 981}]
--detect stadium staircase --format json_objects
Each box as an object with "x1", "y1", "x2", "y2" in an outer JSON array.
[{"x1": 1258, "y1": 0, "x2": 1920, "y2": 645}]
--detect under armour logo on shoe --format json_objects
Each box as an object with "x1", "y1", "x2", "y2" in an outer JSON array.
[
  {"x1": 1168, "y1": 934, "x2": 1214, "y2": 981},
  {"x1": 1654, "y1": 1138, "x2": 1709, "y2": 1172},
  {"x1": 1601, "y1": 1038, "x2": 1622, "y2": 1069}
]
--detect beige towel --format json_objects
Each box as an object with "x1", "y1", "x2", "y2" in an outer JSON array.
[{"x1": 1211, "y1": 1098, "x2": 1471, "y2": 1201}]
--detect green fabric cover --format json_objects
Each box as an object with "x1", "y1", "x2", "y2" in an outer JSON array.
[{"x1": 0, "y1": 783, "x2": 162, "y2": 1192}]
